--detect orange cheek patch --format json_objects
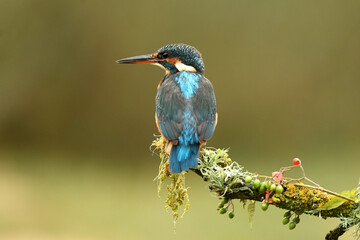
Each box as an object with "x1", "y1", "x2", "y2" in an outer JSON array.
[{"x1": 166, "y1": 57, "x2": 180, "y2": 64}]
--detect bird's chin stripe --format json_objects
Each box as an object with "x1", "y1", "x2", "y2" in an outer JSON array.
[{"x1": 174, "y1": 62, "x2": 197, "y2": 72}]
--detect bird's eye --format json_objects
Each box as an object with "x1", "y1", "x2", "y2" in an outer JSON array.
[{"x1": 158, "y1": 52, "x2": 168, "y2": 59}]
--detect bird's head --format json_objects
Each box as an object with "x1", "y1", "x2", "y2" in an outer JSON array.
[{"x1": 116, "y1": 43, "x2": 205, "y2": 74}]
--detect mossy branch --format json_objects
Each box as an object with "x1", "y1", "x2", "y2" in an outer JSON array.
[{"x1": 152, "y1": 137, "x2": 360, "y2": 240}]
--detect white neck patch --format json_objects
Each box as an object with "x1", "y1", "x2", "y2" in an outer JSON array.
[
  {"x1": 152, "y1": 62, "x2": 197, "y2": 73},
  {"x1": 174, "y1": 62, "x2": 197, "y2": 72}
]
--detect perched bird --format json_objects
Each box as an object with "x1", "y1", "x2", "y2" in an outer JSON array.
[{"x1": 117, "y1": 44, "x2": 217, "y2": 173}]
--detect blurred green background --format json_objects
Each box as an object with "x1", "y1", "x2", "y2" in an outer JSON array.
[{"x1": 1, "y1": 0, "x2": 360, "y2": 239}]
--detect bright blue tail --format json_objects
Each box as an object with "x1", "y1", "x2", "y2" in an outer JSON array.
[{"x1": 169, "y1": 143, "x2": 199, "y2": 174}]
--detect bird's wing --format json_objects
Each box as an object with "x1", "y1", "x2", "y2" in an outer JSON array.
[
  {"x1": 156, "y1": 77, "x2": 185, "y2": 142},
  {"x1": 191, "y1": 76, "x2": 217, "y2": 143}
]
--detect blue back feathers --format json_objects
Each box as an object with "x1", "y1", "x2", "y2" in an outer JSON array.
[
  {"x1": 170, "y1": 110, "x2": 199, "y2": 173},
  {"x1": 157, "y1": 72, "x2": 216, "y2": 174},
  {"x1": 174, "y1": 72, "x2": 201, "y2": 99},
  {"x1": 169, "y1": 74, "x2": 201, "y2": 173},
  {"x1": 178, "y1": 109, "x2": 199, "y2": 145}
]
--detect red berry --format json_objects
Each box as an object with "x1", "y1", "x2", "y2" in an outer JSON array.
[{"x1": 292, "y1": 158, "x2": 301, "y2": 166}]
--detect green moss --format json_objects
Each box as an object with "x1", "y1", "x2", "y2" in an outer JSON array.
[
  {"x1": 152, "y1": 137, "x2": 190, "y2": 223},
  {"x1": 165, "y1": 172, "x2": 190, "y2": 222},
  {"x1": 152, "y1": 137, "x2": 170, "y2": 194}
]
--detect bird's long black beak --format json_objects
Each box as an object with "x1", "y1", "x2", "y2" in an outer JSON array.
[{"x1": 116, "y1": 54, "x2": 158, "y2": 64}]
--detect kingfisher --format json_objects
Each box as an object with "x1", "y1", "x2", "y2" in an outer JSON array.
[{"x1": 117, "y1": 44, "x2": 217, "y2": 174}]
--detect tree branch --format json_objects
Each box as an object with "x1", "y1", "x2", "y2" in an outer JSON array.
[
  {"x1": 152, "y1": 137, "x2": 360, "y2": 239},
  {"x1": 192, "y1": 165, "x2": 356, "y2": 219},
  {"x1": 325, "y1": 224, "x2": 347, "y2": 240}
]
